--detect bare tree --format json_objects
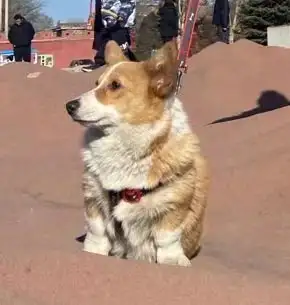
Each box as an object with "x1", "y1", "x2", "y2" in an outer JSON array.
[
  {"x1": 228, "y1": 0, "x2": 243, "y2": 43},
  {"x1": 178, "y1": 0, "x2": 186, "y2": 33},
  {"x1": 135, "y1": 0, "x2": 162, "y2": 60},
  {"x1": 134, "y1": 0, "x2": 217, "y2": 58},
  {"x1": 188, "y1": 0, "x2": 218, "y2": 53},
  {"x1": 33, "y1": 13, "x2": 54, "y2": 31},
  {"x1": 1, "y1": 0, "x2": 53, "y2": 32}
]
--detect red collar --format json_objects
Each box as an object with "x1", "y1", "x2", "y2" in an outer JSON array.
[
  {"x1": 109, "y1": 184, "x2": 162, "y2": 205},
  {"x1": 121, "y1": 188, "x2": 143, "y2": 203}
]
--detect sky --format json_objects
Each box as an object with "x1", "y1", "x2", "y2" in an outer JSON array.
[{"x1": 44, "y1": 0, "x2": 90, "y2": 23}]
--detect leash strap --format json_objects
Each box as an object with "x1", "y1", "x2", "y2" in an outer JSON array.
[{"x1": 176, "y1": 0, "x2": 201, "y2": 94}]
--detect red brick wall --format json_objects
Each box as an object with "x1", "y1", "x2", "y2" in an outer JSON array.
[
  {"x1": 33, "y1": 39, "x2": 95, "y2": 68},
  {"x1": 34, "y1": 29, "x2": 94, "y2": 40},
  {"x1": 0, "y1": 28, "x2": 94, "y2": 42},
  {"x1": 0, "y1": 38, "x2": 95, "y2": 68}
]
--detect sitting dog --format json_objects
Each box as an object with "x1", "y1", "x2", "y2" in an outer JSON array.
[{"x1": 66, "y1": 40, "x2": 209, "y2": 266}]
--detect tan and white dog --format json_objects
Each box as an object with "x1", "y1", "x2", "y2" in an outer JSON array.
[{"x1": 66, "y1": 40, "x2": 209, "y2": 266}]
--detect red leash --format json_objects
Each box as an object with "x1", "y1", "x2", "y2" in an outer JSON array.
[{"x1": 176, "y1": 0, "x2": 201, "y2": 93}]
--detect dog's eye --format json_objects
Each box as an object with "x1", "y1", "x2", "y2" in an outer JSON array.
[
  {"x1": 95, "y1": 80, "x2": 99, "y2": 86},
  {"x1": 109, "y1": 80, "x2": 122, "y2": 91}
]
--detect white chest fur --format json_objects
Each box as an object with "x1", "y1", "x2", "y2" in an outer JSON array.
[
  {"x1": 82, "y1": 97, "x2": 191, "y2": 191},
  {"x1": 82, "y1": 127, "x2": 153, "y2": 191}
]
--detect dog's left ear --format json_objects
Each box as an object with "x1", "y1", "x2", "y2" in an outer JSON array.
[
  {"x1": 144, "y1": 39, "x2": 178, "y2": 98},
  {"x1": 105, "y1": 40, "x2": 129, "y2": 65}
]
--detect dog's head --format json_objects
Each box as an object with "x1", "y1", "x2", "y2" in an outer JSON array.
[{"x1": 66, "y1": 40, "x2": 178, "y2": 130}]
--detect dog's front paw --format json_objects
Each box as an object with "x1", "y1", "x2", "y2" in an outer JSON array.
[
  {"x1": 83, "y1": 232, "x2": 111, "y2": 256},
  {"x1": 157, "y1": 248, "x2": 191, "y2": 267},
  {"x1": 176, "y1": 255, "x2": 191, "y2": 267},
  {"x1": 109, "y1": 242, "x2": 126, "y2": 258}
]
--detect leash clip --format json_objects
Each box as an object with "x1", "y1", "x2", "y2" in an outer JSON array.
[{"x1": 175, "y1": 61, "x2": 188, "y2": 94}]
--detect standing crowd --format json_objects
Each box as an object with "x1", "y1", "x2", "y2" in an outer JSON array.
[
  {"x1": 82, "y1": 0, "x2": 179, "y2": 72},
  {"x1": 6, "y1": 0, "x2": 229, "y2": 67},
  {"x1": 6, "y1": 0, "x2": 179, "y2": 67}
]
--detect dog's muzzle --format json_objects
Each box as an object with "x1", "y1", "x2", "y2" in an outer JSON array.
[{"x1": 66, "y1": 99, "x2": 80, "y2": 116}]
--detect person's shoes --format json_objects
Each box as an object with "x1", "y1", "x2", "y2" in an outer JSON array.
[
  {"x1": 81, "y1": 64, "x2": 99, "y2": 73},
  {"x1": 124, "y1": 48, "x2": 138, "y2": 62},
  {"x1": 81, "y1": 61, "x2": 105, "y2": 72}
]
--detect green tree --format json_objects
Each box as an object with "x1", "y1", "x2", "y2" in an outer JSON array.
[{"x1": 236, "y1": 0, "x2": 290, "y2": 45}]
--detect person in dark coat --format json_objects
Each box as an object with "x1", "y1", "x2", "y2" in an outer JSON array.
[
  {"x1": 8, "y1": 14, "x2": 35, "y2": 62},
  {"x1": 157, "y1": 0, "x2": 179, "y2": 44},
  {"x1": 212, "y1": 0, "x2": 230, "y2": 43},
  {"x1": 82, "y1": 0, "x2": 137, "y2": 72}
]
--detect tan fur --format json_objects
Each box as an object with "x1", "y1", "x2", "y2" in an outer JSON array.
[
  {"x1": 150, "y1": 133, "x2": 210, "y2": 259},
  {"x1": 66, "y1": 39, "x2": 210, "y2": 266},
  {"x1": 148, "y1": 133, "x2": 201, "y2": 184},
  {"x1": 105, "y1": 40, "x2": 129, "y2": 65},
  {"x1": 93, "y1": 40, "x2": 178, "y2": 125},
  {"x1": 95, "y1": 62, "x2": 165, "y2": 124}
]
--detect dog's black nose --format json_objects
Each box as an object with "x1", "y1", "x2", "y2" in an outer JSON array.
[{"x1": 66, "y1": 99, "x2": 80, "y2": 115}]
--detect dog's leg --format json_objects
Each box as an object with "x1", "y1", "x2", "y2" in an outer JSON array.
[
  {"x1": 110, "y1": 241, "x2": 126, "y2": 258},
  {"x1": 83, "y1": 171, "x2": 112, "y2": 255},
  {"x1": 84, "y1": 214, "x2": 112, "y2": 255},
  {"x1": 106, "y1": 220, "x2": 126, "y2": 258},
  {"x1": 155, "y1": 229, "x2": 191, "y2": 267}
]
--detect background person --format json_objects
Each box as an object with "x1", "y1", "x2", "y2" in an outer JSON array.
[
  {"x1": 82, "y1": 0, "x2": 137, "y2": 72},
  {"x1": 157, "y1": 0, "x2": 179, "y2": 44},
  {"x1": 212, "y1": 0, "x2": 230, "y2": 44},
  {"x1": 8, "y1": 14, "x2": 35, "y2": 63}
]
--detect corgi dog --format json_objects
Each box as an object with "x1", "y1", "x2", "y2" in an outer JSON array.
[{"x1": 66, "y1": 40, "x2": 209, "y2": 266}]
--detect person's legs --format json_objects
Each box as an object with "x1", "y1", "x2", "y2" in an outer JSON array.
[
  {"x1": 83, "y1": 30, "x2": 108, "y2": 72},
  {"x1": 13, "y1": 47, "x2": 22, "y2": 62},
  {"x1": 110, "y1": 26, "x2": 130, "y2": 48},
  {"x1": 161, "y1": 36, "x2": 174, "y2": 44},
  {"x1": 217, "y1": 26, "x2": 229, "y2": 44},
  {"x1": 93, "y1": 52, "x2": 106, "y2": 67},
  {"x1": 83, "y1": 26, "x2": 138, "y2": 72},
  {"x1": 22, "y1": 46, "x2": 32, "y2": 62},
  {"x1": 111, "y1": 26, "x2": 138, "y2": 61},
  {"x1": 125, "y1": 48, "x2": 138, "y2": 62},
  {"x1": 94, "y1": 33, "x2": 108, "y2": 65},
  {"x1": 94, "y1": 29, "x2": 109, "y2": 59}
]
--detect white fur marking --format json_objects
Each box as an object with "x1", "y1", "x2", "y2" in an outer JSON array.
[
  {"x1": 97, "y1": 61, "x2": 132, "y2": 89},
  {"x1": 155, "y1": 230, "x2": 191, "y2": 266},
  {"x1": 84, "y1": 215, "x2": 111, "y2": 255},
  {"x1": 155, "y1": 229, "x2": 181, "y2": 247}
]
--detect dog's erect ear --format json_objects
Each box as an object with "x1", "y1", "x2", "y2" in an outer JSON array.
[
  {"x1": 144, "y1": 39, "x2": 178, "y2": 98},
  {"x1": 105, "y1": 40, "x2": 129, "y2": 65}
]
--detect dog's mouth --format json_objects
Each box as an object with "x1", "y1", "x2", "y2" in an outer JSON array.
[
  {"x1": 72, "y1": 117, "x2": 113, "y2": 129},
  {"x1": 73, "y1": 118, "x2": 100, "y2": 125}
]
